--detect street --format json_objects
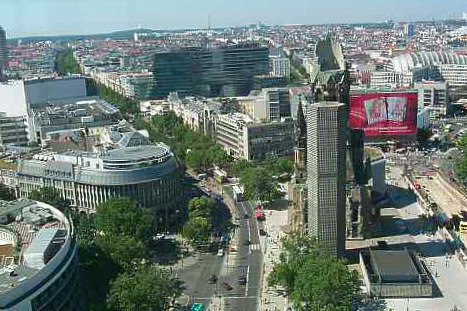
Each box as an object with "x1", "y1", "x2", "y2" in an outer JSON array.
[
  {"x1": 174, "y1": 179, "x2": 263, "y2": 311},
  {"x1": 219, "y1": 192, "x2": 262, "y2": 311}
]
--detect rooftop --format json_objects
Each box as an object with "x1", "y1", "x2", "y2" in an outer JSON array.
[
  {"x1": 102, "y1": 144, "x2": 169, "y2": 162},
  {"x1": 369, "y1": 249, "x2": 420, "y2": 283},
  {"x1": 0, "y1": 199, "x2": 71, "y2": 296}
]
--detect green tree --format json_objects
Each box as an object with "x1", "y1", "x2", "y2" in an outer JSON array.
[
  {"x1": 291, "y1": 254, "x2": 360, "y2": 311},
  {"x1": 268, "y1": 232, "x2": 320, "y2": 291},
  {"x1": 185, "y1": 150, "x2": 207, "y2": 172},
  {"x1": 78, "y1": 241, "x2": 118, "y2": 310},
  {"x1": 417, "y1": 128, "x2": 433, "y2": 147},
  {"x1": 456, "y1": 134, "x2": 467, "y2": 151},
  {"x1": 55, "y1": 48, "x2": 81, "y2": 75},
  {"x1": 240, "y1": 168, "x2": 280, "y2": 201},
  {"x1": 98, "y1": 83, "x2": 139, "y2": 116},
  {"x1": 135, "y1": 112, "x2": 230, "y2": 170},
  {"x1": 264, "y1": 155, "x2": 294, "y2": 177},
  {"x1": 231, "y1": 159, "x2": 255, "y2": 176},
  {"x1": 0, "y1": 184, "x2": 15, "y2": 201},
  {"x1": 29, "y1": 186, "x2": 70, "y2": 210},
  {"x1": 188, "y1": 196, "x2": 216, "y2": 219},
  {"x1": 268, "y1": 232, "x2": 360, "y2": 311},
  {"x1": 456, "y1": 156, "x2": 467, "y2": 184},
  {"x1": 181, "y1": 217, "x2": 211, "y2": 243},
  {"x1": 95, "y1": 197, "x2": 154, "y2": 243},
  {"x1": 96, "y1": 235, "x2": 147, "y2": 269},
  {"x1": 107, "y1": 264, "x2": 180, "y2": 311}
]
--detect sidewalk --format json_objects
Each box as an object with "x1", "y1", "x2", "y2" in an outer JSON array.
[{"x1": 259, "y1": 209, "x2": 291, "y2": 311}]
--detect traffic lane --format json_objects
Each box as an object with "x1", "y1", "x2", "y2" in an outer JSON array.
[
  {"x1": 177, "y1": 253, "x2": 225, "y2": 306},
  {"x1": 219, "y1": 201, "x2": 259, "y2": 310},
  {"x1": 247, "y1": 249, "x2": 262, "y2": 299},
  {"x1": 238, "y1": 201, "x2": 262, "y2": 310}
]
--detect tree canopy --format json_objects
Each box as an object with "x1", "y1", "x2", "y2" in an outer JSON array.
[
  {"x1": 55, "y1": 48, "x2": 81, "y2": 75},
  {"x1": 456, "y1": 157, "x2": 467, "y2": 183},
  {"x1": 99, "y1": 83, "x2": 139, "y2": 116},
  {"x1": 29, "y1": 186, "x2": 70, "y2": 211},
  {"x1": 74, "y1": 198, "x2": 183, "y2": 310},
  {"x1": 456, "y1": 134, "x2": 467, "y2": 151},
  {"x1": 181, "y1": 216, "x2": 211, "y2": 243},
  {"x1": 239, "y1": 167, "x2": 280, "y2": 201},
  {"x1": 95, "y1": 197, "x2": 154, "y2": 243},
  {"x1": 417, "y1": 128, "x2": 433, "y2": 147},
  {"x1": 267, "y1": 232, "x2": 360, "y2": 311},
  {"x1": 136, "y1": 112, "x2": 231, "y2": 171},
  {"x1": 188, "y1": 196, "x2": 216, "y2": 219},
  {"x1": 0, "y1": 184, "x2": 15, "y2": 201},
  {"x1": 107, "y1": 264, "x2": 181, "y2": 311},
  {"x1": 96, "y1": 235, "x2": 147, "y2": 269}
]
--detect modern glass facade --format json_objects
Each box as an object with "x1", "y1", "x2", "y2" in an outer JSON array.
[{"x1": 152, "y1": 43, "x2": 269, "y2": 98}]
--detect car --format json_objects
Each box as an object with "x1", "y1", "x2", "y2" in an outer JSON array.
[
  {"x1": 207, "y1": 274, "x2": 218, "y2": 284},
  {"x1": 243, "y1": 213, "x2": 249, "y2": 219},
  {"x1": 220, "y1": 282, "x2": 233, "y2": 291},
  {"x1": 259, "y1": 229, "x2": 267, "y2": 236},
  {"x1": 217, "y1": 249, "x2": 224, "y2": 257}
]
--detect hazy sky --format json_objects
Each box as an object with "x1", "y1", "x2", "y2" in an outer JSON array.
[{"x1": 0, "y1": 0, "x2": 465, "y2": 38}]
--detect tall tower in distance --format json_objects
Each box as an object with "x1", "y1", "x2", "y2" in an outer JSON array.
[
  {"x1": 307, "y1": 102, "x2": 347, "y2": 258},
  {"x1": 0, "y1": 26, "x2": 6, "y2": 82},
  {"x1": 294, "y1": 97, "x2": 307, "y2": 181}
]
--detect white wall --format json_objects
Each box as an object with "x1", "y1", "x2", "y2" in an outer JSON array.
[{"x1": 0, "y1": 80, "x2": 28, "y2": 117}]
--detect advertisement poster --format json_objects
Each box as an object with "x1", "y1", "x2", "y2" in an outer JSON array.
[{"x1": 349, "y1": 92, "x2": 418, "y2": 137}]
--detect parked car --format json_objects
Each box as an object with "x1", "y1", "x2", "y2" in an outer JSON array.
[{"x1": 207, "y1": 274, "x2": 218, "y2": 284}]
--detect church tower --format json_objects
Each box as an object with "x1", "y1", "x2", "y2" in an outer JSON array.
[{"x1": 294, "y1": 97, "x2": 307, "y2": 183}]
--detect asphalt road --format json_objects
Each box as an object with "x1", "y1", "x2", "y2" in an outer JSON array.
[
  {"x1": 220, "y1": 199, "x2": 262, "y2": 311},
  {"x1": 176, "y1": 251, "x2": 225, "y2": 308},
  {"x1": 176, "y1": 181, "x2": 263, "y2": 311}
]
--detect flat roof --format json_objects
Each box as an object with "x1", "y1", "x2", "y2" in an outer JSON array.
[
  {"x1": 0, "y1": 199, "x2": 70, "y2": 295},
  {"x1": 370, "y1": 249, "x2": 420, "y2": 282},
  {"x1": 102, "y1": 145, "x2": 168, "y2": 162}
]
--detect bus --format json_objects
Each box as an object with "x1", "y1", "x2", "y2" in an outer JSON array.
[
  {"x1": 460, "y1": 220, "x2": 467, "y2": 234},
  {"x1": 238, "y1": 266, "x2": 247, "y2": 285},
  {"x1": 213, "y1": 168, "x2": 227, "y2": 184},
  {"x1": 255, "y1": 207, "x2": 265, "y2": 221},
  {"x1": 412, "y1": 181, "x2": 421, "y2": 190},
  {"x1": 232, "y1": 185, "x2": 244, "y2": 202}
]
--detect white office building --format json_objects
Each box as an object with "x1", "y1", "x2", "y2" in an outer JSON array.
[
  {"x1": 270, "y1": 56, "x2": 291, "y2": 80},
  {"x1": 439, "y1": 64, "x2": 467, "y2": 87},
  {"x1": 415, "y1": 81, "x2": 449, "y2": 119}
]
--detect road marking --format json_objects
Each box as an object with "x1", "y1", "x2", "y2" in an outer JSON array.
[
  {"x1": 250, "y1": 244, "x2": 261, "y2": 250},
  {"x1": 245, "y1": 265, "x2": 250, "y2": 297},
  {"x1": 188, "y1": 296, "x2": 258, "y2": 300}
]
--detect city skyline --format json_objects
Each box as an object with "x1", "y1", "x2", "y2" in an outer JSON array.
[{"x1": 0, "y1": 0, "x2": 466, "y2": 38}]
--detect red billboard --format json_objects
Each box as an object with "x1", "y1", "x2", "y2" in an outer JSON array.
[{"x1": 349, "y1": 92, "x2": 418, "y2": 138}]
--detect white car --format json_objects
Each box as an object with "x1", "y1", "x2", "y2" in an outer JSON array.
[{"x1": 217, "y1": 249, "x2": 224, "y2": 257}]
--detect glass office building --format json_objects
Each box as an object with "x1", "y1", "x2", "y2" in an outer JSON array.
[{"x1": 152, "y1": 43, "x2": 269, "y2": 98}]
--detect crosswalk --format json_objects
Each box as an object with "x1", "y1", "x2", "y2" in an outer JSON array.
[{"x1": 250, "y1": 244, "x2": 261, "y2": 251}]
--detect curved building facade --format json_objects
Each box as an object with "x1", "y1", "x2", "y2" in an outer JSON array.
[
  {"x1": 0, "y1": 199, "x2": 82, "y2": 311},
  {"x1": 17, "y1": 143, "x2": 183, "y2": 227},
  {"x1": 392, "y1": 51, "x2": 467, "y2": 73}
]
